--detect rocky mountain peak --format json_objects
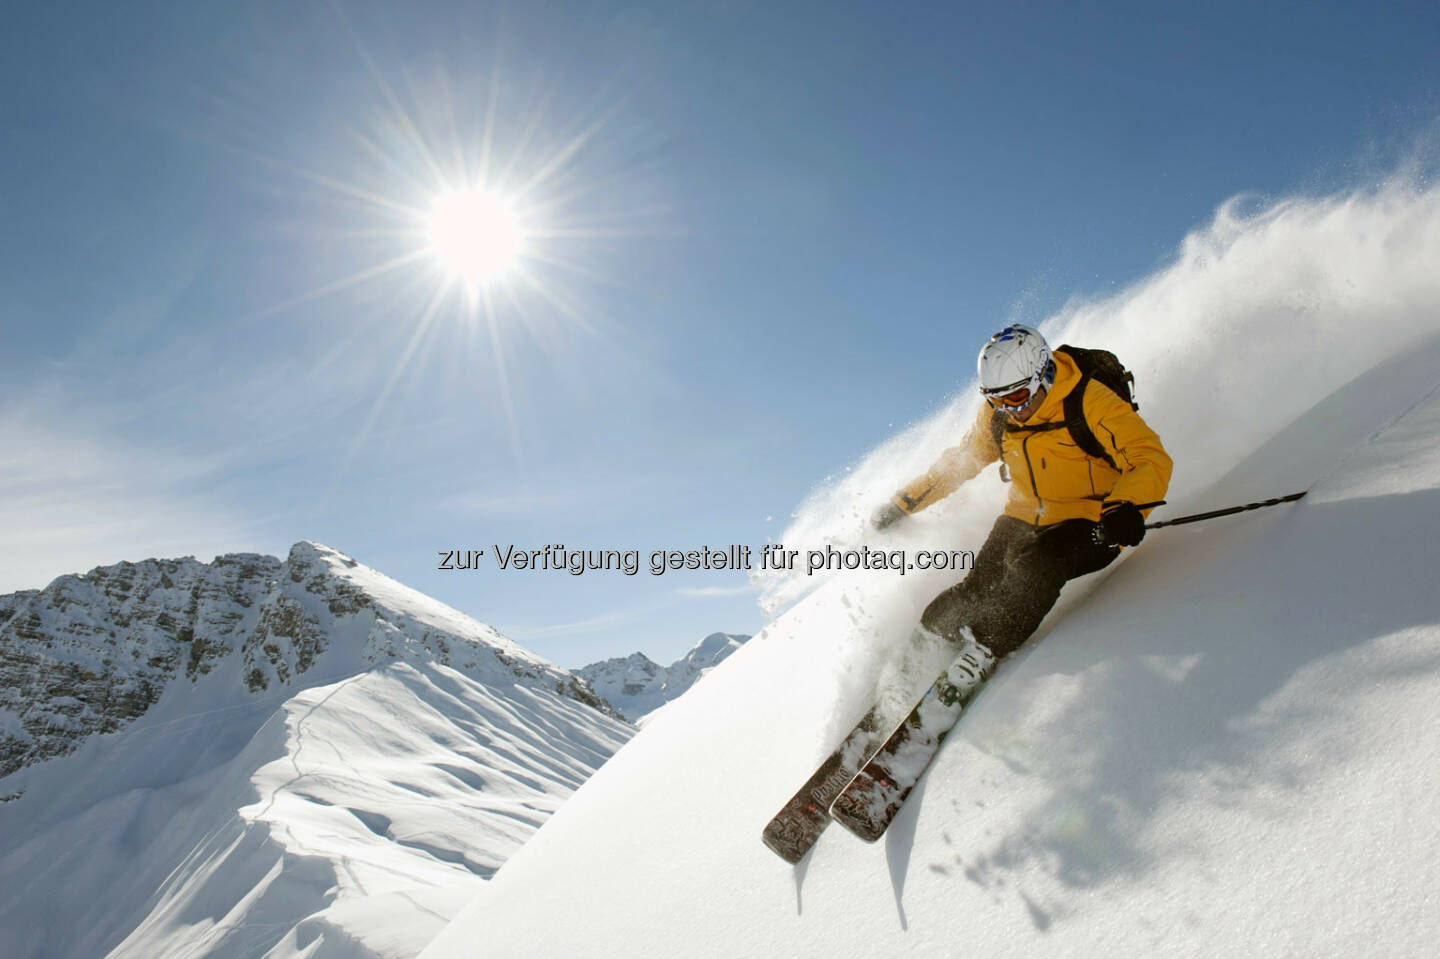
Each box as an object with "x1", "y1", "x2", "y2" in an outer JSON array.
[{"x1": 0, "y1": 542, "x2": 619, "y2": 780}]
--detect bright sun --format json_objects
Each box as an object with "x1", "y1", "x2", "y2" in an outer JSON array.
[{"x1": 427, "y1": 188, "x2": 524, "y2": 286}]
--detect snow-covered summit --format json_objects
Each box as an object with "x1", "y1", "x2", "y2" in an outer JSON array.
[
  {"x1": 579, "y1": 631, "x2": 749, "y2": 720},
  {"x1": 0, "y1": 540, "x2": 617, "y2": 780},
  {"x1": 0, "y1": 542, "x2": 631, "y2": 958}
]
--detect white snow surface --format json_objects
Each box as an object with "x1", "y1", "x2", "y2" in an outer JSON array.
[
  {"x1": 0, "y1": 544, "x2": 631, "y2": 959},
  {"x1": 423, "y1": 182, "x2": 1440, "y2": 959}
]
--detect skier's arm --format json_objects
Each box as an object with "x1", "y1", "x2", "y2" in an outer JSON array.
[
  {"x1": 889, "y1": 406, "x2": 1001, "y2": 516},
  {"x1": 1087, "y1": 384, "x2": 1173, "y2": 514}
]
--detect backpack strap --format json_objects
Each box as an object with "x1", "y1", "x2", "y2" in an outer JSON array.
[{"x1": 1062, "y1": 378, "x2": 1118, "y2": 469}]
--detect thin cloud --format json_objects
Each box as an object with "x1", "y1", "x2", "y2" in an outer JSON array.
[
  {"x1": 441, "y1": 472, "x2": 667, "y2": 520},
  {"x1": 508, "y1": 607, "x2": 649, "y2": 639},
  {"x1": 0, "y1": 411, "x2": 270, "y2": 593}
]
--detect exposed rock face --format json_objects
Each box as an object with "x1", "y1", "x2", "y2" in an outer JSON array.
[
  {"x1": 0, "y1": 542, "x2": 620, "y2": 779},
  {"x1": 579, "y1": 632, "x2": 749, "y2": 721}
]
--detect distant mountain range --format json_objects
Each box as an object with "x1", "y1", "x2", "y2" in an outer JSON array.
[{"x1": 579, "y1": 631, "x2": 750, "y2": 721}]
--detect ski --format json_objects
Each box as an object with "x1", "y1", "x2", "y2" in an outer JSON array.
[
  {"x1": 829, "y1": 639, "x2": 994, "y2": 843},
  {"x1": 761, "y1": 626, "x2": 958, "y2": 863},
  {"x1": 761, "y1": 702, "x2": 892, "y2": 863}
]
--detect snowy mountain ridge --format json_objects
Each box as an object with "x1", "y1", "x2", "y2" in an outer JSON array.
[
  {"x1": 0, "y1": 542, "x2": 632, "y2": 958},
  {"x1": 0, "y1": 540, "x2": 618, "y2": 782},
  {"x1": 578, "y1": 631, "x2": 749, "y2": 720}
]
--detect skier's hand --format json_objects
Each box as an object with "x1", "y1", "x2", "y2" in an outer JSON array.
[
  {"x1": 872, "y1": 501, "x2": 906, "y2": 531},
  {"x1": 1095, "y1": 502, "x2": 1145, "y2": 547}
]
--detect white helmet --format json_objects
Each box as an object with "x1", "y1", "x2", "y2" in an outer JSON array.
[{"x1": 977, "y1": 324, "x2": 1055, "y2": 407}]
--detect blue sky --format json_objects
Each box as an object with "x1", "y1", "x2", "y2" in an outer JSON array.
[{"x1": 2, "y1": 0, "x2": 1437, "y2": 667}]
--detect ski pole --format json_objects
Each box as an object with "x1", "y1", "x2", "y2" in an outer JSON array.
[{"x1": 1145, "y1": 491, "x2": 1307, "y2": 530}]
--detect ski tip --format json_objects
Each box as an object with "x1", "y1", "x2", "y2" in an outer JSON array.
[
  {"x1": 762, "y1": 818, "x2": 823, "y2": 864},
  {"x1": 761, "y1": 830, "x2": 809, "y2": 865}
]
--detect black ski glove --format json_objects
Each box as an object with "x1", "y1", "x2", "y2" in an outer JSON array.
[
  {"x1": 1095, "y1": 502, "x2": 1146, "y2": 547},
  {"x1": 872, "y1": 501, "x2": 906, "y2": 531}
]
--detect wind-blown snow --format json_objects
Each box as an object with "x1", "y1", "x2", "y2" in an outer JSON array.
[
  {"x1": 758, "y1": 178, "x2": 1440, "y2": 614},
  {"x1": 421, "y1": 181, "x2": 1440, "y2": 959}
]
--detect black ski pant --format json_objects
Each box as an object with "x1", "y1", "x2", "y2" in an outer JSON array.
[{"x1": 920, "y1": 515, "x2": 1121, "y2": 659}]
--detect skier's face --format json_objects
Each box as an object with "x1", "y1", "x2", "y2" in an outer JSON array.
[{"x1": 1006, "y1": 386, "x2": 1046, "y2": 422}]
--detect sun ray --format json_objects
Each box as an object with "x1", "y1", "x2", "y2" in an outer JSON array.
[
  {"x1": 349, "y1": 128, "x2": 441, "y2": 201},
  {"x1": 318, "y1": 278, "x2": 453, "y2": 510},
  {"x1": 526, "y1": 173, "x2": 656, "y2": 216},
  {"x1": 251, "y1": 248, "x2": 432, "y2": 320},
  {"x1": 526, "y1": 226, "x2": 673, "y2": 239},
  {"x1": 438, "y1": 68, "x2": 466, "y2": 183},
  {"x1": 324, "y1": 0, "x2": 449, "y2": 190},
  {"x1": 253, "y1": 150, "x2": 425, "y2": 220},
  {"x1": 493, "y1": 80, "x2": 560, "y2": 190},
  {"x1": 481, "y1": 282, "x2": 525, "y2": 470},
  {"x1": 511, "y1": 99, "x2": 628, "y2": 200},
  {"x1": 496, "y1": 274, "x2": 566, "y2": 357},
  {"x1": 477, "y1": 47, "x2": 504, "y2": 190},
  {"x1": 310, "y1": 266, "x2": 437, "y2": 379},
  {"x1": 521, "y1": 247, "x2": 645, "y2": 293},
  {"x1": 509, "y1": 261, "x2": 601, "y2": 337},
  {"x1": 316, "y1": 227, "x2": 428, "y2": 242}
]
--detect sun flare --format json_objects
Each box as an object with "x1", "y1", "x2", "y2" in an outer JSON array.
[
  {"x1": 259, "y1": 43, "x2": 664, "y2": 473},
  {"x1": 427, "y1": 188, "x2": 524, "y2": 286}
]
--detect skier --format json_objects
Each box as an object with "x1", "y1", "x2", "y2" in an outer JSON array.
[
  {"x1": 872, "y1": 324, "x2": 1173, "y2": 677},
  {"x1": 763, "y1": 325, "x2": 1175, "y2": 860}
]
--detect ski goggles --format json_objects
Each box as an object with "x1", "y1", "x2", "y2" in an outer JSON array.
[{"x1": 982, "y1": 380, "x2": 1035, "y2": 412}]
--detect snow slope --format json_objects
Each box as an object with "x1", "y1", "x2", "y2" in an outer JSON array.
[
  {"x1": 422, "y1": 182, "x2": 1440, "y2": 958},
  {"x1": 0, "y1": 544, "x2": 631, "y2": 959}
]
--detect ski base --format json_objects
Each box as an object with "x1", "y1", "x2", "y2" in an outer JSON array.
[
  {"x1": 761, "y1": 704, "x2": 889, "y2": 863},
  {"x1": 830, "y1": 642, "x2": 994, "y2": 843}
]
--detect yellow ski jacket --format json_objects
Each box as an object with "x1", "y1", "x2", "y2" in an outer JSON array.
[{"x1": 892, "y1": 351, "x2": 1173, "y2": 527}]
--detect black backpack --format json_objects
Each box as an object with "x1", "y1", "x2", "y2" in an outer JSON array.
[{"x1": 989, "y1": 345, "x2": 1137, "y2": 476}]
